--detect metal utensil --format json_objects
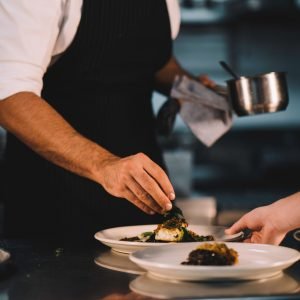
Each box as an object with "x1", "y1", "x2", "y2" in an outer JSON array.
[
  {"x1": 219, "y1": 60, "x2": 240, "y2": 80},
  {"x1": 226, "y1": 71, "x2": 289, "y2": 116},
  {"x1": 163, "y1": 203, "x2": 185, "y2": 220},
  {"x1": 218, "y1": 61, "x2": 289, "y2": 116}
]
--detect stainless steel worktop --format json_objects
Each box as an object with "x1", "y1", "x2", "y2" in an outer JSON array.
[{"x1": 0, "y1": 238, "x2": 299, "y2": 300}]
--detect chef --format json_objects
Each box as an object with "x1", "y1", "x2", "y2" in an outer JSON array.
[{"x1": 0, "y1": 0, "x2": 199, "y2": 239}]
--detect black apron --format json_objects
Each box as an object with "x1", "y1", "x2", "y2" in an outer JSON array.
[{"x1": 4, "y1": 0, "x2": 172, "y2": 240}]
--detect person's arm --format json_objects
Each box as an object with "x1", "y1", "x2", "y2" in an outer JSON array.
[
  {"x1": 154, "y1": 56, "x2": 215, "y2": 96},
  {"x1": 0, "y1": 1, "x2": 175, "y2": 215},
  {"x1": 0, "y1": 92, "x2": 175, "y2": 214},
  {"x1": 225, "y1": 192, "x2": 300, "y2": 245}
]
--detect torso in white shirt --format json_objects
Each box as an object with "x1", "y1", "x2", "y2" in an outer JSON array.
[{"x1": 0, "y1": 0, "x2": 180, "y2": 100}]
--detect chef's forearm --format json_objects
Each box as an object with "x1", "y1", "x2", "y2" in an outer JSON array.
[
  {"x1": 154, "y1": 56, "x2": 196, "y2": 95},
  {"x1": 0, "y1": 92, "x2": 114, "y2": 182}
]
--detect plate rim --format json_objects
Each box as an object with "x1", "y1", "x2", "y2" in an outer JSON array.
[{"x1": 94, "y1": 252, "x2": 145, "y2": 275}]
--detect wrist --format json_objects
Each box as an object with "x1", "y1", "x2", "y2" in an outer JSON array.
[
  {"x1": 271, "y1": 192, "x2": 300, "y2": 232},
  {"x1": 88, "y1": 146, "x2": 119, "y2": 185}
]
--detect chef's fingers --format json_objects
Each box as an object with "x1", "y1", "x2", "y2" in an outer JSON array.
[
  {"x1": 134, "y1": 166, "x2": 173, "y2": 211},
  {"x1": 141, "y1": 154, "x2": 175, "y2": 201},
  {"x1": 225, "y1": 215, "x2": 250, "y2": 235},
  {"x1": 247, "y1": 232, "x2": 273, "y2": 244},
  {"x1": 240, "y1": 228, "x2": 285, "y2": 245},
  {"x1": 260, "y1": 228, "x2": 286, "y2": 245},
  {"x1": 265, "y1": 234, "x2": 285, "y2": 245},
  {"x1": 102, "y1": 152, "x2": 174, "y2": 211},
  {"x1": 198, "y1": 74, "x2": 216, "y2": 88},
  {"x1": 124, "y1": 188, "x2": 155, "y2": 215},
  {"x1": 127, "y1": 178, "x2": 164, "y2": 214}
]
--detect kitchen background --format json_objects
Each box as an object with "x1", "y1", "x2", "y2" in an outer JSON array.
[
  {"x1": 1, "y1": 0, "x2": 300, "y2": 234},
  {"x1": 154, "y1": 0, "x2": 300, "y2": 227}
]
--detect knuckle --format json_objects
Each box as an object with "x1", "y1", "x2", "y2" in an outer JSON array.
[
  {"x1": 114, "y1": 187, "x2": 125, "y2": 198},
  {"x1": 141, "y1": 192, "x2": 152, "y2": 202},
  {"x1": 121, "y1": 161, "x2": 132, "y2": 172},
  {"x1": 135, "y1": 152, "x2": 146, "y2": 161},
  {"x1": 127, "y1": 194, "x2": 138, "y2": 205},
  {"x1": 135, "y1": 189, "x2": 146, "y2": 199}
]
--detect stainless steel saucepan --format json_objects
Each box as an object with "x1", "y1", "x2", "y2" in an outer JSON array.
[{"x1": 218, "y1": 61, "x2": 289, "y2": 116}]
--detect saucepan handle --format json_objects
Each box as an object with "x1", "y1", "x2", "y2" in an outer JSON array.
[{"x1": 211, "y1": 84, "x2": 228, "y2": 96}]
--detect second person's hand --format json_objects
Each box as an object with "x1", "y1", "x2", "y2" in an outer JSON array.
[
  {"x1": 225, "y1": 205, "x2": 286, "y2": 245},
  {"x1": 95, "y1": 152, "x2": 175, "y2": 215}
]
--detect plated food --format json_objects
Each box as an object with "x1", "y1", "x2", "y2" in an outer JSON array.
[
  {"x1": 120, "y1": 205, "x2": 214, "y2": 243},
  {"x1": 181, "y1": 242, "x2": 238, "y2": 266},
  {"x1": 120, "y1": 216, "x2": 214, "y2": 243},
  {"x1": 94, "y1": 204, "x2": 243, "y2": 253},
  {"x1": 129, "y1": 242, "x2": 300, "y2": 281},
  {"x1": 95, "y1": 224, "x2": 242, "y2": 254}
]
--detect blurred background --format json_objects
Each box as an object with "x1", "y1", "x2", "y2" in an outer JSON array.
[
  {"x1": 1, "y1": 0, "x2": 300, "y2": 235},
  {"x1": 153, "y1": 0, "x2": 300, "y2": 228}
]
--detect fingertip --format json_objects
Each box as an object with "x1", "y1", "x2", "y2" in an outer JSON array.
[
  {"x1": 225, "y1": 228, "x2": 232, "y2": 235},
  {"x1": 165, "y1": 202, "x2": 172, "y2": 211},
  {"x1": 145, "y1": 209, "x2": 156, "y2": 215},
  {"x1": 225, "y1": 223, "x2": 242, "y2": 235},
  {"x1": 169, "y1": 192, "x2": 175, "y2": 201}
]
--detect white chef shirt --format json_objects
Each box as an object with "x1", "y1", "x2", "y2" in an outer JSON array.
[{"x1": 0, "y1": 0, "x2": 181, "y2": 101}]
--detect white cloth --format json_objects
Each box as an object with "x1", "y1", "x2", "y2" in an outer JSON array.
[
  {"x1": 0, "y1": 0, "x2": 181, "y2": 100},
  {"x1": 171, "y1": 75, "x2": 232, "y2": 147}
]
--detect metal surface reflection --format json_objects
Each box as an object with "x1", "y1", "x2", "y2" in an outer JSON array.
[{"x1": 130, "y1": 273, "x2": 300, "y2": 299}]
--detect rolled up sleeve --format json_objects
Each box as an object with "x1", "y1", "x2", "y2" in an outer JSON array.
[
  {"x1": 0, "y1": 0, "x2": 63, "y2": 100},
  {"x1": 166, "y1": 0, "x2": 181, "y2": 39}
]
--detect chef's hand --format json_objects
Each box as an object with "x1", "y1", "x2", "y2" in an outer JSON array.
[
  {"x1": 225, "y1": 206, "x2": 286, "y2": 245},
  {"x1": 225, "y1": 192, "x2": 300, "y2": 245},
  {"x1": 198, "y1": 74, "x2": 216, "y2": 89},
  {"x1": 96, "y1": 152, "x2": 175, "y2": 215}
]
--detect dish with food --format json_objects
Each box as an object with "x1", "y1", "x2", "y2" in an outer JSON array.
[
  {"x1": 120, "y1": 206, "x2": 214, "y2": 243},
  {"x1": 181, "y1": 242, "x2": 238, "y2": 266},
  {"x1": 95, "y1": 206, "x2": 243, "y2": 253},
  {"x1": 129, "y1": 242, "x2": 300, "y2": 281}
]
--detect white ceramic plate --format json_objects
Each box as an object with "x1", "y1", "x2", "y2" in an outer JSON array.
[
  {"x1": 129, "y1": 242, "x2": 300, "y2": 281},
  {"x1": 94, "y1": 225, "x2": 243, "y2": 254},
  {"x1": 0, "y1": 249, "x2": 10, "y2": 265},
  {"x1": 94, "y1": 250, "x2": 145, "y2": 275}
]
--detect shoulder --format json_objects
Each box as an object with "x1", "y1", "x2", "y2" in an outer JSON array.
[{"x1": 0, "y1": 0, "x2": 67, "y2": 99}]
